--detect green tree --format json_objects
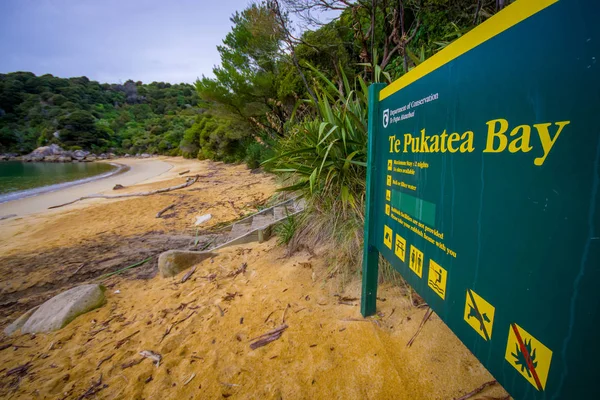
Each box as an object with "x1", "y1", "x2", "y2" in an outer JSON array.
[
  {"x1": 58, "y1": 110, "x2": 106, "y2": 148},
  {"x1": 195, "y1": 2, "x2": 289, "y2": 138}
]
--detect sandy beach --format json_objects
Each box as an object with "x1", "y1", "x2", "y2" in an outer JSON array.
[
  {"x1": 0, "y1": 157, "x2": 173, "y2": 218},
  {"x1": 0, "y1": 157, "x2": 509, "y2": 399}
]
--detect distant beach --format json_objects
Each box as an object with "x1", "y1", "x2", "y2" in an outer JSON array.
[
  {"x1": 0, "y1": 162, "x2": 125, "y2": 204},
  {"x1": 0, "y1": 158, "x2": 172, "y2": 218}
]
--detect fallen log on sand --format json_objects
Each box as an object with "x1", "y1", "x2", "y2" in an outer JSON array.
[{"x1": 48, "y1": 175, "x2": 199, "y2": 209}]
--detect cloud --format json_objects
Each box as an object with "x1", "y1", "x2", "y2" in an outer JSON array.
[{"x1": 0, "y1": 0, "x2": 250, "y2": 83}]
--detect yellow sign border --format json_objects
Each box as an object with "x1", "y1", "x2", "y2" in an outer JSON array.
[{"x1": 379, "y1": 0, "x2": 558, "y2": 101}]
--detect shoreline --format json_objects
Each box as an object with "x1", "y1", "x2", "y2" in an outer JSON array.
[
  {"x1": 0, "y1": 158, "x2": 173, "y2": 219},
  {"x1": 0, "y1": 162, "x2": 130, "y2": 205}
]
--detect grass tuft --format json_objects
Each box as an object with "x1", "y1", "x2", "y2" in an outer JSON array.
[{"x1": 275, "y1": 214, "x2": 299, "y2": 246}]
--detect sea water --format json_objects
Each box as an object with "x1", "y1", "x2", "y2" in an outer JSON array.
[{"x1": 0, "y1": 161, "x2": 119, "y2": 203}]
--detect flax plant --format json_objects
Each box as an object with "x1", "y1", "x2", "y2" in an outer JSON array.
[{"x1": 265, "y1": 63, "x2": 392, "y2": 278}]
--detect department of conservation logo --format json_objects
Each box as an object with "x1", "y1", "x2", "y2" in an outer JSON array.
[{"x1": 382, "y1": 109, "x2": 389, "y2": 128}]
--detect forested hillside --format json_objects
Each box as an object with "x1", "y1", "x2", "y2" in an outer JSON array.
[
  {"x1": 0, "y1": 73, "x2": 201, "y2": 155},
  {"x1": 0, "y1": 0, "x2": 505, "y2": 176}
]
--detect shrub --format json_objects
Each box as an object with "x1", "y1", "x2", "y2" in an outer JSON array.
[
  {"x1": 245, "y1": 140, "x2": 275, "y2": 170},
  {"x1": 265, "y1": 65, "x2": 371, "y2": 218},
  {"x1": 266, "y1": 64, "x2": 391, "y2": 279}
]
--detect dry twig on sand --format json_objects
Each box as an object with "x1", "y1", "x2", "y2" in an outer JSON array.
[
  {"x1": 49, "y1": 175, "x2": 200, "y2": 209},
  {"x1": 340, "y1": 318, "x2": 370, "y2": 323},
  {"x1": 249, "y1": 324, "x2": 288, "y2": 350},
  {"x1": 335, "y1": 295, "x2": 359, "y2": 302},
  {"x1": 6, "y1": 362, "x2": 31, "y2": 377},
  {"x1": 96, "y1": 353, "x2": 114, "y2": 370},
  {"x1": 264, "y1": 310, "x2": 276, "y2": 323},
  {"x1": 282, "y1": 303, "x2": 290, "y2": 324},
  {"x1": 160, "y1": 311, "x2": 196, "y2": 342},
  {"x1": 181, "y1": 266, "x2": 196, "y2": 283},
  {"x1": 183, "y1": 373, "x2": 196, "y2": 385},
  {"x1": 227, "y1": 262, "x2": 247, "y2": 278},
  {"x1": 76, "y1": 374, "x2": 107, "y2": 400},
  {"x1": 156, "y1": 203, "x2": 176, "y2": 218},
  {"x1": 222, "y1": 292, "x2": 239, "y2": 302},
  {"x1": 454, "y1": 380, "x2": 498, "y2": 400},
  {"x1": 407, "y1": 307, "x2": 433, "y2": 347},
  {"x1": 121, "y1": 358, "x2": 144, "y2": 370},
  {"x1": 115, "y1": 330, "x2": 140, "y2": 349},
  {"x1": 73, "y1": 262, "x2": 86, "y2": 275}
]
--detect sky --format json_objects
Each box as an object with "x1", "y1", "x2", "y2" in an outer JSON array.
[{"x1": 0, "y1": 0, "x2": 271, "y2": 84}]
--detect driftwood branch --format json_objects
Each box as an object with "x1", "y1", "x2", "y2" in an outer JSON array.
[{"x1": 49, "y1": 175, "x2": 200, "y2": 209}]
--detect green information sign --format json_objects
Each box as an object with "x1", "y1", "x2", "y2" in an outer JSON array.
[{"x1": 360, "y1": 0, "x2": 599, "y2": 398}]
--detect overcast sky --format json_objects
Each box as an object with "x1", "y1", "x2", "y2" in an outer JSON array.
[{"x1": 0, "y1": 0, "x2": 269, "y2": 84}]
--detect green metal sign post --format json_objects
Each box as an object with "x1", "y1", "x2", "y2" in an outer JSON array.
[
  {"x1": 360, "y1": 0, "x2": 599, "y2": 399},
  {"x1": 361, "y1": 83, "x2": 385, "y2": 318}
]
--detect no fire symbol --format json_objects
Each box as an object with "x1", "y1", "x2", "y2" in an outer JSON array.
[{"x1": 505, "y1": 323, "x2": 553, "y2": 391}]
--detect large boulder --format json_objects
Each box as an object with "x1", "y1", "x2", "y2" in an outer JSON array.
[
  {"x1": 158, "y1": 250, "x2": 216, "y2": 278},
  {"x1": 72, "y1": 150, "x2": 88, "y2": 160},
  {"x1": 28, "y1": 144, "x2": 64, "y2": 158},
  {"x1": 22, "y1": 144, "x2": 68, "y2": 162},
  {"x1": 17, "y1": 284, "x2": 106, "y2": 334}
]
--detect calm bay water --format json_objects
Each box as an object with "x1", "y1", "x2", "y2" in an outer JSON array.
[{"x1": 0, "y1": 161, "x2": 118, "y2": 202}]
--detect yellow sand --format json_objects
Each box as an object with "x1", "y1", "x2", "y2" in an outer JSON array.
[{"x1": 0, "y1": 157, "x2": 509, "y2": 399}]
